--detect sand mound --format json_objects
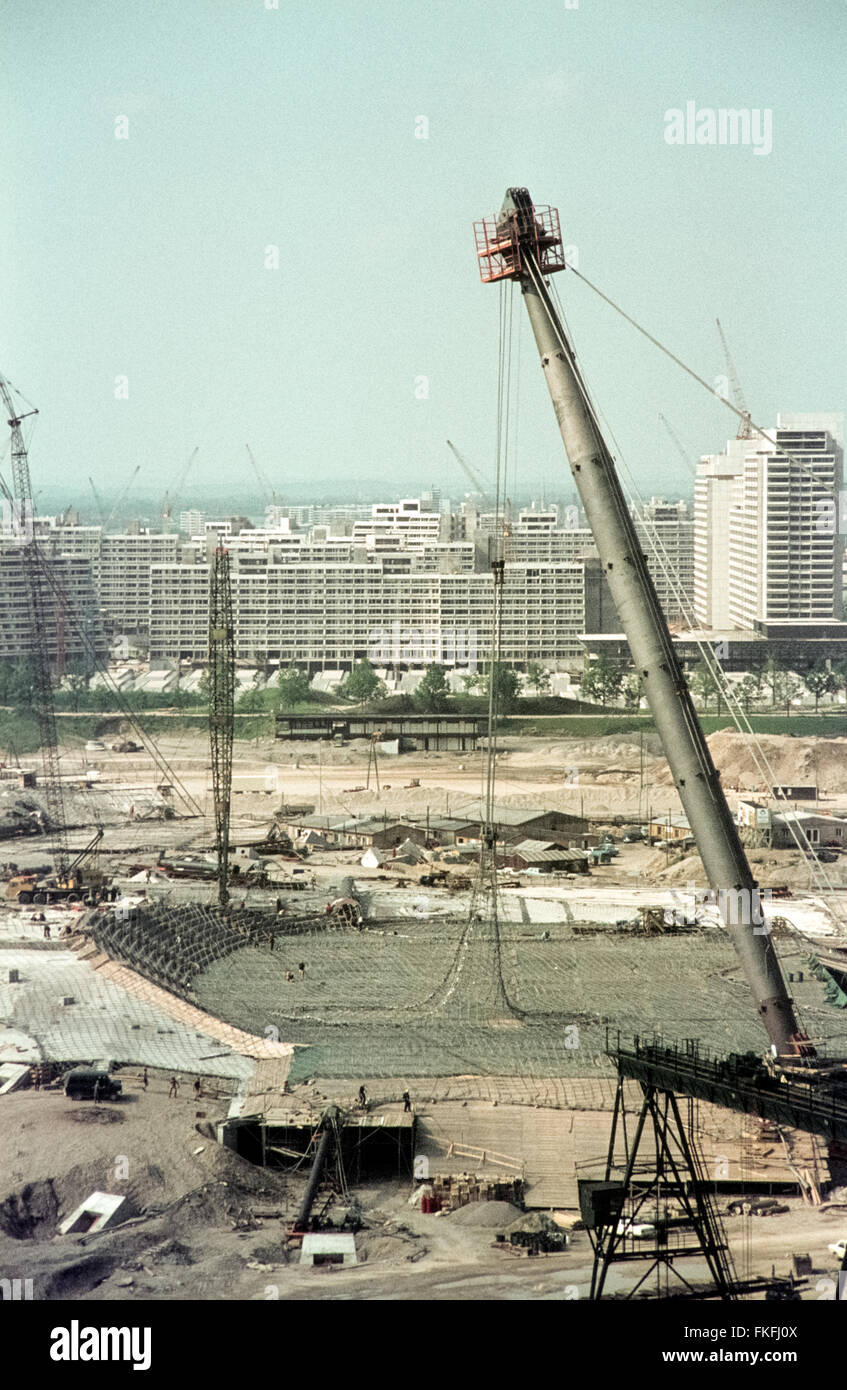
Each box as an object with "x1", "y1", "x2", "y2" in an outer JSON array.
[{"x1": 653, "y1": 730, "x2": 847, "y2": 795}]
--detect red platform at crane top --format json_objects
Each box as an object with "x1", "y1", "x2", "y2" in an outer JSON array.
[{"x1": 474, "y1": 203, "x2": 567, "y2": 284}]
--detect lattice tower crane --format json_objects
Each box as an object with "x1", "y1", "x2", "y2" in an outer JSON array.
[{"x1": 0, "y1": 370, "x2": 68, "y2": 875}]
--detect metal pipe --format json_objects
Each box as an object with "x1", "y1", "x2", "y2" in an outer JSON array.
[
  {"x1": 499, "y1": 193, "x2": 804, "y2": 1057},
  {"x1": 294, "y1": 1124, "x2": 333, "y2": 1231}
]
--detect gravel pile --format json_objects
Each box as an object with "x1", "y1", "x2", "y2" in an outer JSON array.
[{"x1": 447, "y1": 1200, "x2": 522, "y2": 1228}]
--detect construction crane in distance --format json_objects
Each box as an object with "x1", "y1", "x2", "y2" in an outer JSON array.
[
  {"x1": 208, "y1": 545, "x2": 235, "y2": 906},
  {"x1": 0, "y1": 370, "x2": 69, "y2": 875},
  {"x1": 658, "y1": 413, "x2": 697, "y2": 476},
  {"x1": 88, "y1": 476, "x2": 107, "y2": 525},
  {"x1": 161, "y1": 447, "x2": 199, "y2": 532},
  {"x1": 716, "y1": 318, "x2": 754, "y2": 440},
  {"x1": 446, "y1": 440, "x2": 489, "y2": 499},
  {"x1": 246, "y1": 445, "x2": 279, "y2": 511},
  {"x1": 104, "y1": 463, "x2": 141, "y2": 530}
]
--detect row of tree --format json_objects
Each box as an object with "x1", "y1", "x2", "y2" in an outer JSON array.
[
  {"x1": 689, "y1": 656, "x2": 847, "y2": 715},
  {"x1": 1, "y1": 652, "x2": 844, "y2": 720}
]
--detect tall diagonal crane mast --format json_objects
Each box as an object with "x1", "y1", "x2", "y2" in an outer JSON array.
[
  {"x1": 446, "y1": 439, "x2": 488, "y2": 498},
  {"x1": 716, "y1": 318, "x2": 754, "y2": 441},
  {"x1": 473, "y1": 190, "x2": 809, "y2": 1061},
  {"x1": 208, "y1": 545, "x2": 234, "y2": 906},
  {"x1": 0, "y1": 372, "x2": 68, "y2": 875}
]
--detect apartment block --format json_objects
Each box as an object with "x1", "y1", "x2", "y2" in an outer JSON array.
[
  {"x1": 695, "y1": 414, "x2": 844, "y2": 633},
  {"x1": 0, "y1": 547, "x2": 105, "y2": 667},
  {"x1": 98, "y1": 533, "x2": 181, "y2": 631},
  {"x1": 148, "y1": 556, "x2": 589, "y2": 667},
  {"x1": 351, "y1": 498, "x2": 444, "y2": 548},
  {"x1": 504, "y1": 501, "x2": 693, "y2": 622}
]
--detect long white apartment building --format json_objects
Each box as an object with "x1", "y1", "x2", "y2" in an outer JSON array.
[
  {"x1": 11, "y1": 493, "x2": 690, "y2": 668},
  {"x1": 190, "y1": 526, "x2": 476, "y2": 574},
  {"x1": 635, "y1": 498, "x2": 694, "y2": 624},
  {"x1": 694, "y1": 413, "x2": 844, "y2": 632},
  {"x1": 147, "y1": 555, "x2": 590, "y2": 667}
]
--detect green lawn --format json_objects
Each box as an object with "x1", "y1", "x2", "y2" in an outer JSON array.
[{"x1": 498, "y1": 713, "x2": 847, "y2": 738}]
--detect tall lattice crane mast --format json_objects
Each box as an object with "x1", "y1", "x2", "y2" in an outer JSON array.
[
  {"x1": 0, "y1": 371, "x2": 68, "y2": 875},
  {"x1": 209, "y1": 545, "x2": 234, "y2": 906}
]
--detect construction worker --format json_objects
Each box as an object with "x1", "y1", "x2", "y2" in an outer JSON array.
[
  {"x1": 141, "y1": 1068, "x2": 149, "y2": 1091},
  {"x1": 193, "y1": 1078, "x2": 202, "y2": 1100},
  {"x1": 358, "y1": 1085, "x2": 367, "y2": 1109},
  {"x1": 402, "y1": 1089, "x2": 412, "y2": 1113},
  {"x1": 298, "y1": 961, "x2": 306, "y2": 979},
  {"x1": 168, "y1": 1076, "x2": 179, "y2": 1099}
]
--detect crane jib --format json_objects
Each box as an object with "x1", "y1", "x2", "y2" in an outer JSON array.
[{"x1": 473, "y1": 191, "x2": 812, "y2": 1062}]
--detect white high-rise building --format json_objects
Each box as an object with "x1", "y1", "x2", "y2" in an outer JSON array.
[
  {"x1": 694, "y1": 414, "x2": 844, "y2": 632},
  {"x1": 178, "y1": 509, "x2": 206, "y2": 537},
  {"x1": 693, "y1": 441, "x2": 747, "y2": 628}
]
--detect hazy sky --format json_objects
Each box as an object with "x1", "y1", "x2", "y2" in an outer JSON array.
[{"x1": 3, "y1": 0, "x2": 845, "y2": 511}]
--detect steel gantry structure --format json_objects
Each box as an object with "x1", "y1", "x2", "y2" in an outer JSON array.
[{"x1": 208, "y1": 545, "x2": 235, "y2": 906}]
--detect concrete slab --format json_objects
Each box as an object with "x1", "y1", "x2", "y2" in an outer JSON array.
[
  {"x1": 0, "y1": 947, "x2": 260, "y2": 1079},
  {"x1": 0, "y1": 1061, "x2": 30, "y2": 1093},
  {"x1": 58, "y1": 1192, "x2": 126, "y2": 1236},
  {"x1": 300, "y1": 1233, "x2": 357, "y2": 1266}
]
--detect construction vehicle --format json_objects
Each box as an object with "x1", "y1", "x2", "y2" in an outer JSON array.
[
  {"x1": 63, "y1": 1067, "x2": 122, "y2": 1101},
  {"x1": 248, "y1": 823, "x2": 300, "y2": 857},
  {"x1": 6, "y1": 829, "x2": 114, "y2": 906}
]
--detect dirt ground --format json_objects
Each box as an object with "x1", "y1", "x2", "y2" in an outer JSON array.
[
  {"x1": 7, "y1": 726, "x2": 847, "y2": 858},
  {"x1": 2, "y1": 1075, "x2": 846, "y2": 1302}
]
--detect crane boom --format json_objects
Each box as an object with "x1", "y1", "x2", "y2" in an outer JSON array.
[
  {"x1": 88, "y1": 476, "x2": 107, "y2": 524},
  {"x1": 104, "y1": 463, "x2": 141, "y2": 530},
  {"x1": 246, "y1": 445, "x2": 278, "y2": 509},
  {"x1": 473, "y1": 190, "x2": 809, "y2": 1060},
  {"x1": 658, "y1": 414, "x2": 696, "y2": 475},
  {"x1": 0, "y1": 371, "x2": 68, "y2": 874},
  {"x1": 161, "y1": 447, "x2": 199, "y2": 531},
  {"x1": 715, "y1": 318, "x2": 754, "y2": 440},
  {"x1": 446, "y1": 439, "x2": 488, "y2": 498}
]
